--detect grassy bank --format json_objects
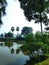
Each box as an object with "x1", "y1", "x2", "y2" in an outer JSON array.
[{"x1": 35, "y1": 58, "x2": 49, "y2": 65}]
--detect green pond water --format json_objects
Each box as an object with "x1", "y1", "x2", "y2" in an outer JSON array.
[{"x1": 0, "y1": 42, "x2": 29, "y2": 65}]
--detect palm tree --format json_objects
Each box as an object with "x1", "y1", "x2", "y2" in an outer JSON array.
[
  {"x1": 11, "y1": 27, "x2": 15, "y2": 33},
  {"x1": 16, "y1": 27, "x2": 19, "y2": 37},
  {"x1": 0, "y1": 0, "x2": 7, "y2": 25}
]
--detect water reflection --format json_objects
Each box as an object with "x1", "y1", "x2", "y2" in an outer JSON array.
[
  {"x1": 0, "y1": 42, "x2": 4, "y2": 46},
  {"x1": 16, "y1": 43, "x2": 46, "y2": 65},
  {"x1": 0, "y1": 42, "x2": 29, "y2": 65}
]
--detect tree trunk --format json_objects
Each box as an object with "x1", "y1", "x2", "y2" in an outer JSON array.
[
  {"x1": 40, "y1": 22, "x2": 43, "y2": 35},
  {"x1": 40, "y1": 13, "x2": 43, "y2": 35}
]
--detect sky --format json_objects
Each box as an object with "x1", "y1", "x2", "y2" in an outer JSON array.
[{"x1": 0, "y1": 0, "x2": 49, "y2": 34}]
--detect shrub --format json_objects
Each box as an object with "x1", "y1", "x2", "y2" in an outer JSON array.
[
  {"x1": 25, "y1": 33, "x2": 34, "y2": 43},
  {"x1": 35, "y1": 31, "x2": 42, "y2": 42}
]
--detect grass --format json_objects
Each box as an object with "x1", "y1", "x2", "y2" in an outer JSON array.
[{"x1": 35, "y1": 58, "x2": 49, "y2": 65}]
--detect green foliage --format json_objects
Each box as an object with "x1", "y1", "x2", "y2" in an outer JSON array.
[
  {"x1": 35, "y1": 58, "x2": 49, "y2": 65},
  {"x1": 47, "y1": 38, "x2": 49, "y2": 46},
  {"x1": 35, "y1": 31, "x2": 42, "y2": 42},
  {"x1": 20, "y1": 41, "x2": 49, "y2": 55},
  {"x1": 25, "y1": 33, "x2": 34, "y2": 43},
  {"x1": 21, "y1": 27, "x2": 33, "y2": 37},
  {"x1": 42, "y1": 33, "x2": 48, "y2": 43},
  {"x1": 5, "y1": 32, "x2": 13, "y2": 38},
  {"x1": 20, "y1": 31, "x2": 49, "y2": 56},
  {"x1": 18, "y1": 0, "x2": 49, "y2": 33},
  {"x1": 11, "y1": 27, "x2": 15, "y2": 32},
  {"x1": 34, "y1": 42, "x2": 49, "y2": 53},
  {"x1": 35, "y1": 31, "x2": 49, "y2": 46},
  {"x1": 10, "y1": 48, "x2": 14, "y2": 54},
  {"x1": 16, "y1": 27, "x2": 19, "y2": 31},
  {"x1": 5, "y1": 41, "x2": 13, "y2": 48},
  {"x1": 0, "y1": 0, "x2": 7, "y2": 25}
]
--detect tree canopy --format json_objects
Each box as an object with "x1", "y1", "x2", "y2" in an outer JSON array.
[
  {"x1": 16, "y1": 27, "x2": 19, "y2": 31},
  {"x1": 11, "y1": 27, "x2": 15, "y2": 32},
  {"x1": 18, "y1": 0, "x2": 49, "y2": 33},
  {"x1": 0, "y1": 0, "x2": 7, "y2": 25},
  {"x1": 5, "y1": 32, "x2": 13, "y2": 37},
  {"x1": 21, "y1": 27, "x2": 33, "y2": 37}
]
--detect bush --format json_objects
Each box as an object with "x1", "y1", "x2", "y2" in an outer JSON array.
[
  {"x1": 25, "y1": 33, "x2": 34, "y2": 43},
  {"x1": 35, "y1": 31, "x2": 42, "y2": 42},
  {"x1": 42, "y1": 33, "x2": 48, "y2": 43},
  {"x1": 34, "y1": 42, "x2": 49, "y2": 54}
]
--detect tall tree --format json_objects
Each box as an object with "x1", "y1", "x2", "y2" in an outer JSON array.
[
  {"x1": 18, "y1": 0, "x2": 49, "y2": 34},
  {"x1": 21, "y1": 27, "x2": 33, "y2": 37},
  {"x1": 0, "y1": 0, "x2": 7, "y2": 25},
  {"x1": 11, "y1": 27, "x2": 15, "y2": 33},
  {"x1": 5, "y1": 32, "x2": 13, "y2": 38},
  {"x1": 16, "y1": 27, "x2": 19, "y2": 36}
]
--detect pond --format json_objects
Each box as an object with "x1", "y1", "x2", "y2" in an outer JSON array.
[{"x1": 0, "y1": 42, "x2": 30, "y2": 65}]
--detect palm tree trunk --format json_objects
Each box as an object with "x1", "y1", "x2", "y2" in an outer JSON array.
[
  {"x1": 40, "y1": 22, "x2": 43, "y2": 34},
  {"x1": 40, "y1": 21, "x2": 43, "y2": 42},
  {"x1": 40, "y1": 13, "x2": 43, "y2": 35}
]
